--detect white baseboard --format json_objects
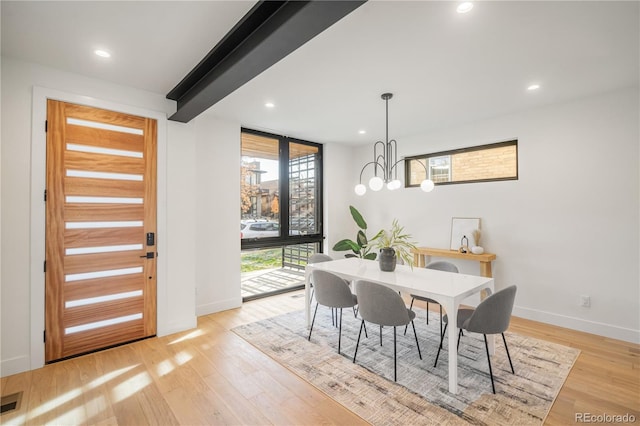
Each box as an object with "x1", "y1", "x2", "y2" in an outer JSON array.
[
  {"x1": 1, "y1": 355, "x2": 31, "y2": 378},
  {"x1": 157, "y1": 316, "x2": 198, "y2": 338},
  {"x1": 513, "y1": 306, "x2": 640, "y2": 344},
  {"x1": 196, "y1": 297, "x2": 242, "y2": 317}
]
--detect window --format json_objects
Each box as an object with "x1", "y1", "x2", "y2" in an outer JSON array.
[
  {"x1": 240, "y1": 129, "x2": 323, "y2": 300},
  {"x1": 289, "y1": 142, "x2": 319, "y2": 236},
  {"x1": 405, "y1": 140, "x2": 518, "y2": 186},
  {"x1": 240, "y1": 132, "x2": 280, "y2": 233}
]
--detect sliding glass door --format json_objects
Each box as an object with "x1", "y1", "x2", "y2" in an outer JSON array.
[{"x1": 240, "y1": 129, "x2": 323, "y2": 300}]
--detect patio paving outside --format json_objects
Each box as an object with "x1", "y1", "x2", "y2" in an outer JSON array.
[{"x1": 241, "y1": 267, "x2": 306, "y2": 298}]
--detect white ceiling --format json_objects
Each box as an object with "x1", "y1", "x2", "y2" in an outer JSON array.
[{"x1": 2, "y1": 1, "x2": 638, "y2": 145}]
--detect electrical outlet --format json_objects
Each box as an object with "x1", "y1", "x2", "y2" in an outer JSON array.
[{"x1": 579, "y1": 295, "x2": 591, "y2": 308}]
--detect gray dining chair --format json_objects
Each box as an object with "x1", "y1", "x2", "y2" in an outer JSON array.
[
  {"x1": 308, "y1": 253, "x2": 355, "y2": 325},
  {"x1": 434, "y1": 285, "x2": 517, "y2": 394},
  {"x1": 308, "y1": 270, "x2": 365, "y2": 354},
  {"x1": 353, "y1": 279, "x2": 422, "y2": 382},
  {"x1": 309, "y1": 253, "x2": 333, "y2": 263},
  {"x1": 405, "y1": 261, "x2": 459, "y2": 342},
  {"x1": 308, "y1": 253, "x2": 333, "y2": 304}
]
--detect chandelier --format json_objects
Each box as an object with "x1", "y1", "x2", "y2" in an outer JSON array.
[{"x1": 354, "y1": 93, "x2": 434, "y2": 196}]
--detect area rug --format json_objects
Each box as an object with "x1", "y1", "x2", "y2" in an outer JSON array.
[{"x1": 232, "y1": 307, "x2": 580, "y2": 425}]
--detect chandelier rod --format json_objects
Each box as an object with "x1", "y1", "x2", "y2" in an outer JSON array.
[{"x1": 354, "y1": 92, "x2": 434, "y2": 195}]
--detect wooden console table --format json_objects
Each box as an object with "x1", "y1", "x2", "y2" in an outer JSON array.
[{"x1": 412, "y1": 247, "x2": 497, "y2": 278}]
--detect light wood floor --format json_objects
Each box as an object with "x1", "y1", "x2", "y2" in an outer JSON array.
[{"x1": 2, "y1": 290, "x2": 639, "y2": 425}]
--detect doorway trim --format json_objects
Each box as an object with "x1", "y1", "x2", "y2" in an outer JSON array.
[{"x1": 30, "y1": 86, "x2": 168, "y2": 370}]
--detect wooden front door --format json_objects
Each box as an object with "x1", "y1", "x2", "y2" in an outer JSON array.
[{"x1": 45, "y1": 100, "x2": 157, "y2": 362}]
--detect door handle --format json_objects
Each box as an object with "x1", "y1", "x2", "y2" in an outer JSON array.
[{"x1": 140, "y1": 252, "x2": 155, "y2": 259}]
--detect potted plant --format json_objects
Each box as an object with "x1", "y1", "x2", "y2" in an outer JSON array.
[
  {"x1": 332, "y1": 205, "x2": 378, "y2": 260},
  {"x1": 370, "y1": 219, "x2": 417, "y2": 271}
]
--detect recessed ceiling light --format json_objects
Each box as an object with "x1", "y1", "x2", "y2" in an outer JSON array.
[
  {"x1": 527, "y1": 84, "x2": 541, "y2": 91},
  {"x1": 457, "y1": 2, "x2": 473, "y2": 13},
  {"x1": 358, "y1": 130, "x2": 366, "y2": 135},
  {"x1": 265, "y1": 102, "x2": 275, "y2": 108},
  {"x1": 94, "y1": 49, "x2": 111, "y2": 58}
]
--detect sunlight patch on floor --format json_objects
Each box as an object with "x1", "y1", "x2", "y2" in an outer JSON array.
[
  {"x1": 83, "y1": 395, "x2": 108, "y2": 419},
  {"x1": 169, "y1": 329, "x2": 204, "y2": 345},
  {"x1": 25, "y1": 364, "x2": 138, "y2": 423},
  {"x1": 156, "y1": 359, "x2": 174, "y2": 377},
  {"x1": 5, "y1": 414, "x2": 26, "y2": 424},
  {"x1": 28, "y1": 388, "x2": 82, "y2": 420},
  {"x1": 50, "y1": 405, "x2": 86, "y2": 425},
  {"x1": 174, "y1": 351, "x2": 193, "y2": 366},
  {"x1": 88, "y1": 365, "x2": 138, "y2": 389},
  {"x1": 111, "y1": 371, "x2": 151, "y2": 403}
]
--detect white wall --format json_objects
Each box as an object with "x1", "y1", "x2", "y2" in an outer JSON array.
[
  {"x1": 165, "y1": 123, "x2": 198, "y2": 334},
  {"x1": 0, "y1": 57, "x2": 200, "y2": 376},
  {"x1": 340, "y1": 88, "x2": 639, "y2": 343},
  {"x1": 193, "y1": 114, "x2": 242, "y2": 316},
  {"x1": 323, "y1": 142, "x2": 355, "y2": 253}
]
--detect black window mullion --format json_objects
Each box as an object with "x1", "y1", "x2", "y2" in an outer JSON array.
[
  {"x1": 280, "y1": 137, "x2": 290, "y2": 238},
  {"x1": 314, "y1": 147, "x2": 323, "y2": 249}
]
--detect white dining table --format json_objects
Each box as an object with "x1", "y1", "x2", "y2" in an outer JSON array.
[{"x1": 304, "y1": 257, "x2": 494, "y2": 394}]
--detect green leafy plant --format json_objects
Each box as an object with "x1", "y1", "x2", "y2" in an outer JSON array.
[
  {"x1": 332, "y1": 205, "x2": 377, "y2": 260},
  {"x1": 370, "y1": 219, "x2": 417, "y2": 267}
]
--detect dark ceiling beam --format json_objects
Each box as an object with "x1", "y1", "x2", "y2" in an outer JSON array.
[{"x1": 167, "y1": 0, "x2": 366, "y2": 123}]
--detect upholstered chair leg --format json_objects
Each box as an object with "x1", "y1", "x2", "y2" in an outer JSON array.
[
  {"x1": 426, "y1": 301, "x2": 430, "y2": 324},
  {"x1": 353, "y1": 320, "x2": 365, "y2": 363},
  {"x1": 434, "y1": 322, "x2": 448, "y2": 367},
  {"x1": 502, "y1": 333, "x2": 515, "y2": 374},
  {"x1": 393, "y1": 326, "x2": 397, "y2": 382},
  {"x1": 310, "y1": 288, "x2": 314, "y2": 305},
  {"x1": 352, "y1": 306, "x2": 368, "y2": 338},
  {"x1": 483, "y1": 334, "x2": 496, "y2": 394},
  {"x1": 338, "y1": 308, "x2": 343, "y2": 354},
  {"x1": 411, "y1": 320, "x2": 422, "y2": 360},
  {"x1": 439, "y1": 305, "x2": 443, "y2": 340},
  {"x1": 403, "y1": 298, "x2": 416, "y2": 335},
  {"x1": 380, "y1": 325, "x2": 383, "y2": 346},
  {"x1": 457, "y1": 328, "x2": 463, "y2": 351},
  {"x1": 308, "y1": 303, "x2": 319, "y2": 341}
]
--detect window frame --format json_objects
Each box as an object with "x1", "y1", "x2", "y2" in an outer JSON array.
[
  {"x1": 404, "y1": 139, "x2": 518, "y2": 187},
  {"x1": 241, "y1": 128, "x2": 324, "y2": 251}
]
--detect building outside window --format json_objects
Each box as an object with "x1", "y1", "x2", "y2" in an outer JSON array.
[{"x1": 405, "y1": 140, "x2": 518, "y2": 187}]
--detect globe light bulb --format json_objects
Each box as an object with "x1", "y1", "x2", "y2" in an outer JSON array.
[
  {"x1": 457, "y1": 2, "x2": 473, "y2": 13},
  {"x1": 420, "y1": 179, "x2": 435, "y2": 192},
  {"x1": 369, "y1": 176, "x2": 384, "y2": 191},
  {"x1": 354, "y1": 184, "x2": 367, "y2": 196},
  {"x1": 391, "y1": 179, "x2": 402, "y2": 190},
  {"x1": 387, "y1": 181, "x2": 396, "y2": 190}
]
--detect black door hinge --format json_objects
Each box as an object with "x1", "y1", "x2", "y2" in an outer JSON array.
[
  {"x1": 43, "y1": 260, "x2": 46, "y2": 272},
  {"x1": 45, "y1": 120, "x2": 48, "y2": 132},
  {"x1": 44, "y1": 189, "x2": 47, "y2": 202},
  {"x1": 43, "y1": 330, "x2": 46, "y2": 343}
]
